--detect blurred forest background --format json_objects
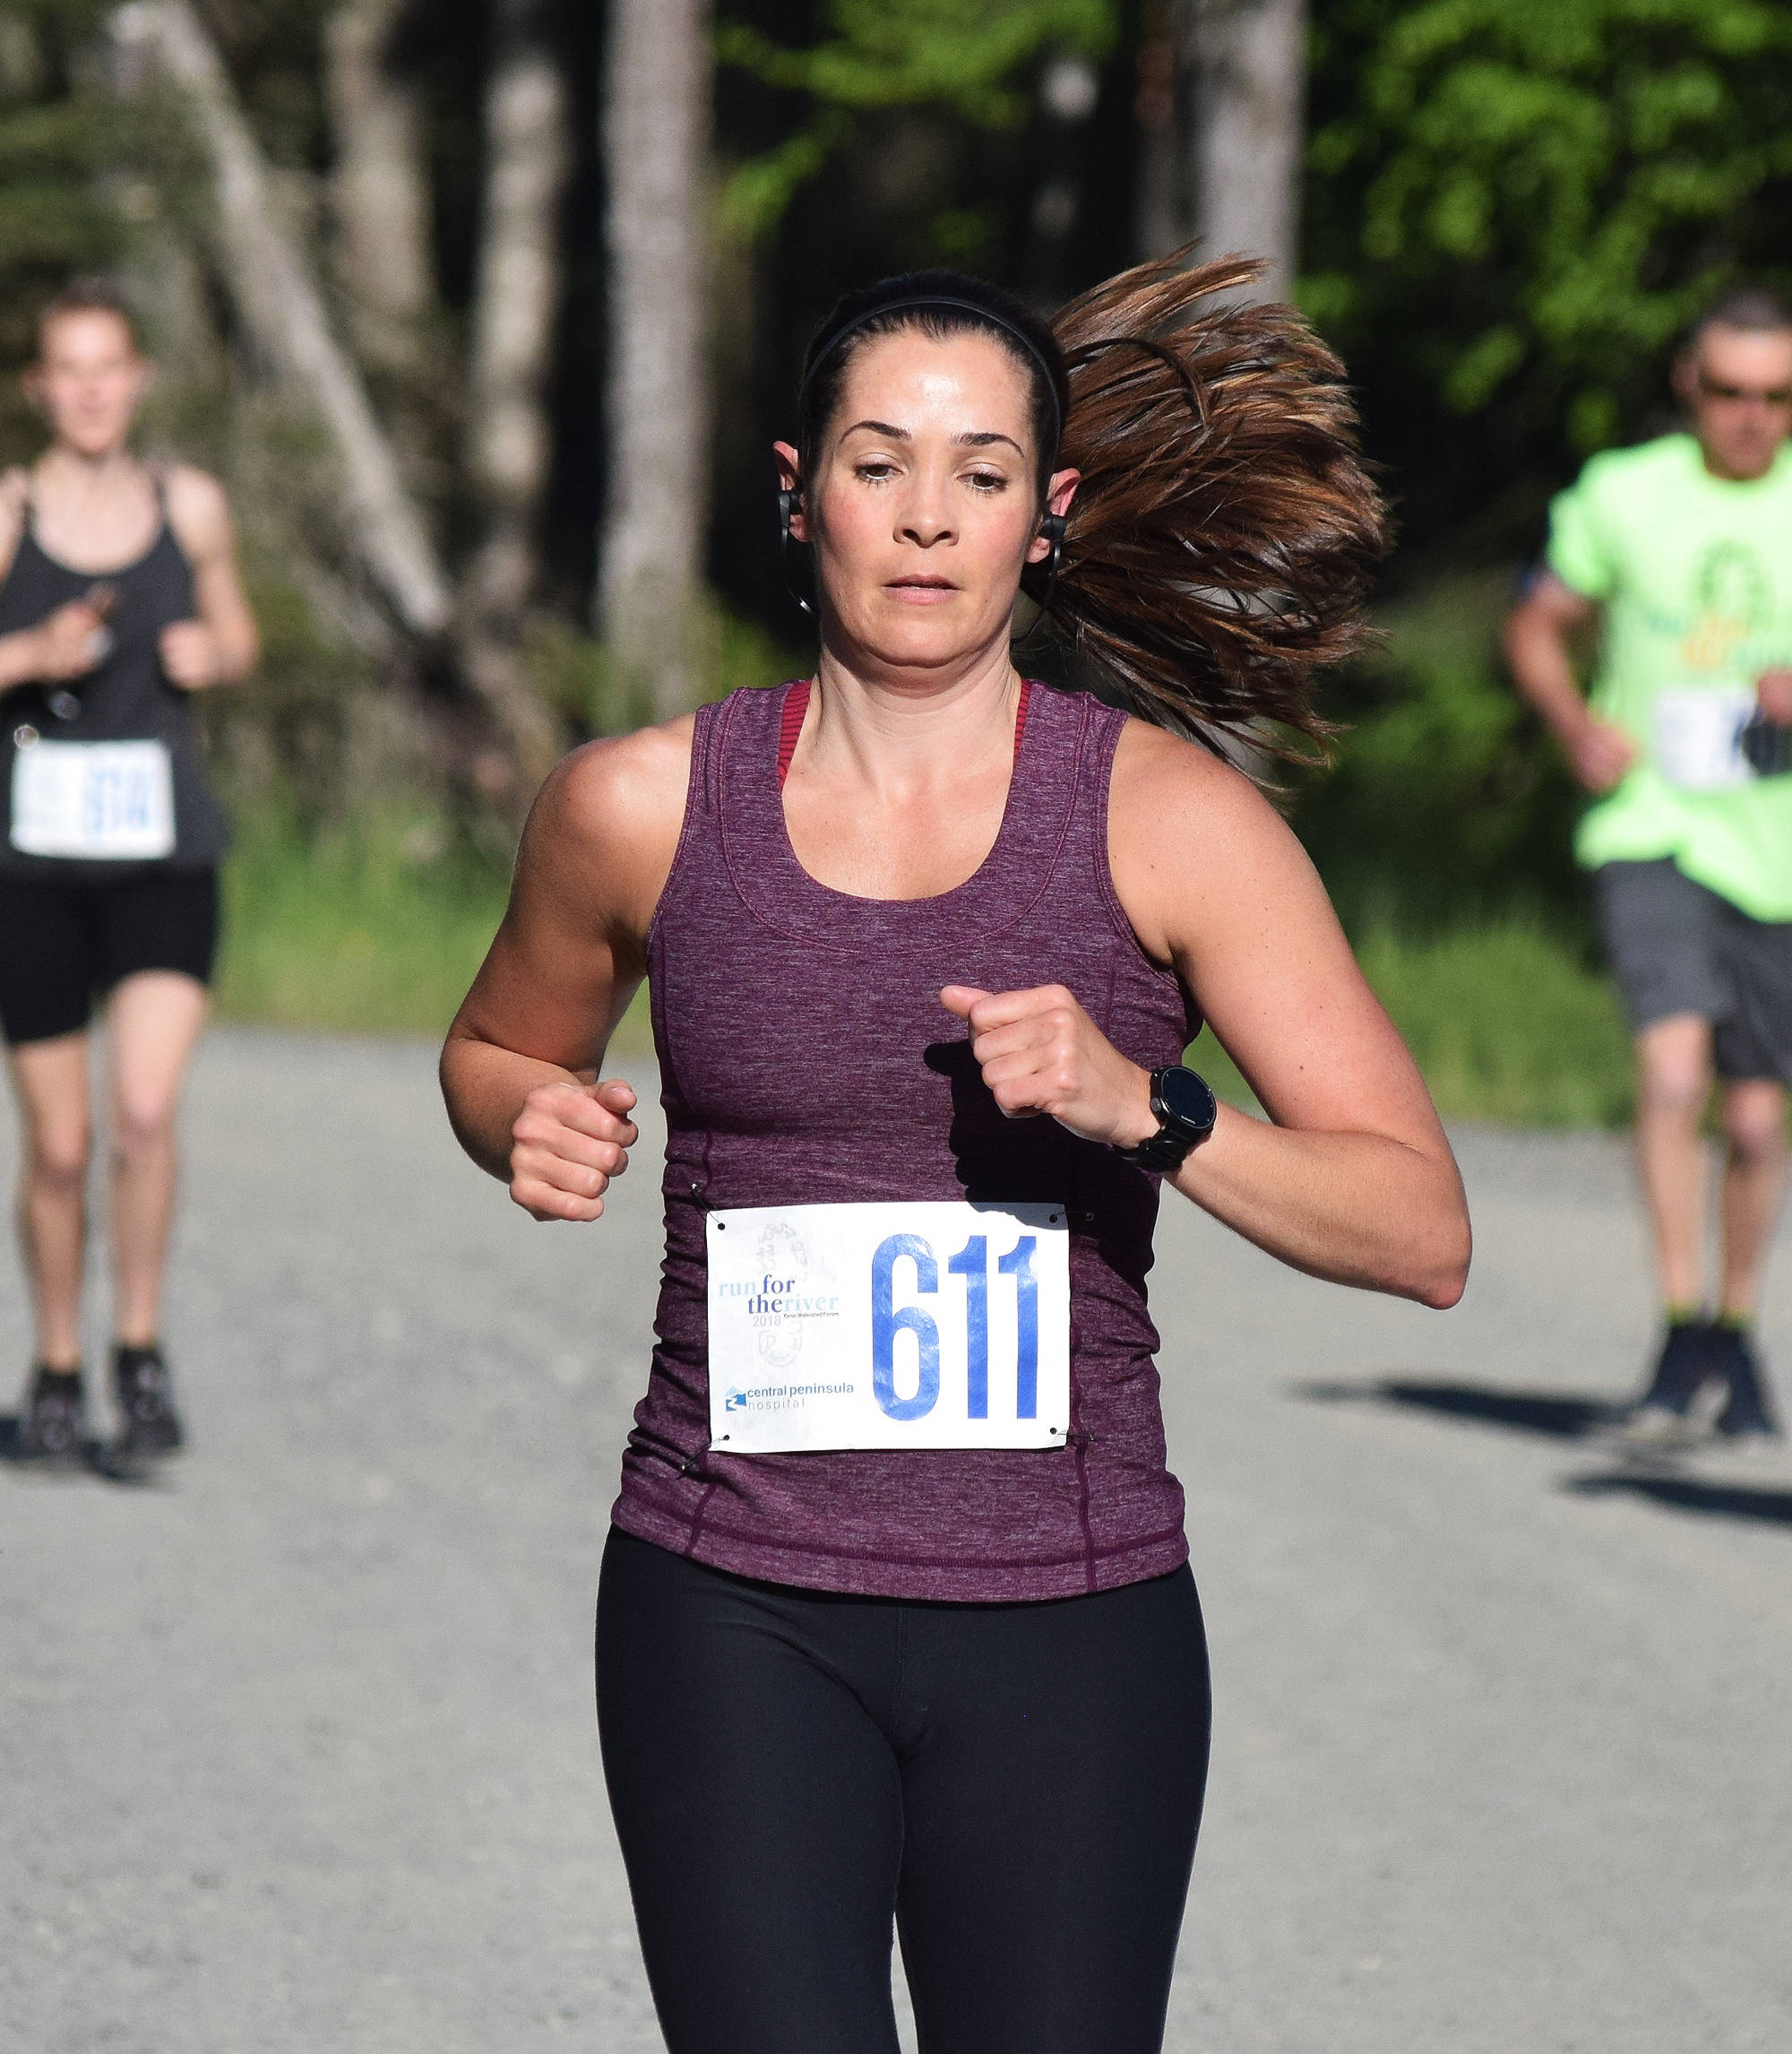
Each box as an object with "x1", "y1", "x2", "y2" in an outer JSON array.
[{"x1": 3, "y1": 0, "x2": 1788, "y2": 1119}]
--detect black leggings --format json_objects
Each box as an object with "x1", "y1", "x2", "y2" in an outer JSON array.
[{"x1": 596, "y1": 1529, "x2": 1211, "y2": 2054}]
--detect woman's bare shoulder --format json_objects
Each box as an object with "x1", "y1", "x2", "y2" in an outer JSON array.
[
  {"x1": 1107, "y1": 713, "x2": 1327, "y2": 961},
  {"x1": 1109, "y1": 713, "x2": 1304, "y2": 859},
  {"x1": 159, "y1": 463, "x2": 233, "y2": 557},
  {"x1": 521, "y1": 713, "x2": 698, "y2": 936},
  {"x1": 0, "y1": 467, "x2": 29, "y2": 581}
]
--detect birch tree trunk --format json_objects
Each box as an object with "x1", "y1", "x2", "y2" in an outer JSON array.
[
  {"x1": 111, "y1": 0, "x2": 559, "y2": 786},
  {"x1": 598, "y1": 0, "x2": 712, "y2": 720},
  {"x1": 463, "y1": 0, "x2": 570, "y2": 633},
  {"x1": 1190, "y1": 0, "x2": 1307, "y2": 300},
  {"x1": 323, "y1": 0, "x2": 434, "y2": 377},
  {"x1": 109, "y1": 0, "x2": 452, "y2": 638}
]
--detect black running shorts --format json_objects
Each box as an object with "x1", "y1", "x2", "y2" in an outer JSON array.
[
  {"x1": 1594, "y1": 857, "x2": 1792, "y2": 1083},
  {"x1": 0, "y1": 867, "x2": 220, "y2": 1047}
]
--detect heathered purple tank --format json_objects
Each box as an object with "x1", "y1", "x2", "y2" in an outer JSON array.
[{"x1": 609, "y1": 679, "x2": 1199, "y2": 1601}]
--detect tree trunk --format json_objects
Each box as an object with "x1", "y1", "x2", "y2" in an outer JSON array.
[
  {"x1": 463, "y1": 0, "x2": 571, "y2": 634},
  {"x1": 1190, "y1": 0, "x2": 1307, "y2": 300},
  {"x1": 111, "y1": 0, "x2": 559, "y2": 786},
  {"x1": 1133, "y1": 0, "x2": 1187, "y2": 260},
  {"x1": 110, "y1": 0, "x2": 452, "y2": 639},
  {"x1": 598, "y1": 0, "x2": 712, "y2": 721},
  {"x1": 323, "y1": 0, "x2": 434, "y2": 376}
]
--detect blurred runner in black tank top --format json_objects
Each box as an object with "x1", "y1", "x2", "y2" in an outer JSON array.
[{"x1": 0, "y1": 280, "x2": 257, "y2": 1469}]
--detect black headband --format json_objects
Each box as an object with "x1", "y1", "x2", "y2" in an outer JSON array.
[{"x1": 799, "y1": 296, "x2": 1064, "y2": 457}]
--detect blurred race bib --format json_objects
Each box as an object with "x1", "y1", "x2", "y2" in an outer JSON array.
[
  {"x1": 10, "y1": 738, "x2": 175, "y2": 859},
  {"x1": 707, "y1": 1200, "x2": 1071, "y2": 1454},
  {"x1": 1653, "y1": 686, "x2": 1757, "y2": 792}
]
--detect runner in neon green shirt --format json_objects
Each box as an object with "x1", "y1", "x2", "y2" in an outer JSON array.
[{"x1": 1505, "y1": 289, "x2": 1792, "y2": 1441}]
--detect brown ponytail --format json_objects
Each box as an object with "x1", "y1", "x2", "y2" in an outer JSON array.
[{"x1": 1047, "y1": 251, "x2": 1387, "y2": 761}]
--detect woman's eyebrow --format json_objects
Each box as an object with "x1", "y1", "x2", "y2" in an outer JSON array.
[{"x1": 836, "y1": 420, "x2": 1024, "y2": 458}]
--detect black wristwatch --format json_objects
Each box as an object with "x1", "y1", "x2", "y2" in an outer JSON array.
[{"x1": 1114, "y1": 1065, "x2": 1218, "y2": 1172}]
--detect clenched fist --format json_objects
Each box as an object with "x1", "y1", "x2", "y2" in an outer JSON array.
[
  {"x1": 509, "y1": 1076, "x2": 639, "y2": 1221},
  {"x1": 1757, "y1": 668, "x2": 1792, "y2": 727},
  {"x1": 940, "y1": 983, "x2": 1157, "y2": 1150},
  {"x1": 1564, "y1": 713, "x2": 1638, "y2": 794},
  {"x1": 30, "y1": 590, "x2": 113, "y2": 683},
  {"x1": 159, "y1": 618, "x2": 226, "y2": 690}
]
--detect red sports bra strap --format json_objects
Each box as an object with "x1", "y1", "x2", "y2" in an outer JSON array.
[
  {"x1": 777, "y1": 678, "x2": 810, "y2": 788},
  {"x1": 775, "y1": 676, "x2": 1034, "y2": 790}
]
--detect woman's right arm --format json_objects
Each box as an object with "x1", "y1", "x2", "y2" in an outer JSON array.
[
  {"x1": 0, "y1": 473, "x2": 117, "y2": 695},
  {"x1": 440, "y1": 717, "x2": 692, "y2": 1220}
]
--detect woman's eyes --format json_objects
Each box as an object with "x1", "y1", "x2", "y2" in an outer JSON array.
[{"x1": 851, "y1": 462, "x2": 1010, "y2": 492}]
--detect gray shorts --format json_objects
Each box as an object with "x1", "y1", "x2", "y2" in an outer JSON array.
[{"x1": 1594, "y1": 859, "x2": 1792, "y2": 1083}]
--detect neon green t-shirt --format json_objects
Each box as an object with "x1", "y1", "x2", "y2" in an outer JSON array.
[{"x1": 1546, "y1": 432, "x2": 1792, "y2": 920}]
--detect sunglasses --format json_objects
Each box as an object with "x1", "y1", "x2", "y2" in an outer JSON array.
[{"x1": 1696, "y1": 374, "x2": 1792, "y2": 408}]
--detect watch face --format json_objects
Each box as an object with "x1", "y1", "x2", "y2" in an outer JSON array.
[{"x1": 1157, "y1": 1066, "x2": 1217, "y2": 1135}]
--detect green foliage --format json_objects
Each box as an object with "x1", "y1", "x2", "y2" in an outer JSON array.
[
  {"x1": 1305, "y1": 0, "x2": 1792, "y2": 454},
  {"x1": 216, "y1": 802, "x2": 513, "y2": 1036},
  {"x1": 1191, "y1": 917, "x2": 1633, "y2": 1128},
  {"x1": 1294, "y1": 569, "x2": 1587, "y2": 931},
  {"x1": 0, "y1": 4, "x2": 134, "y2": 455},
  {"x1": 1357, "y1": 917, "x2": 1632, "y2": 1126},
  {"x1": 523, "y1": 603, "x2": 806, "y2": 738},
  {"x1": 718, "y1": 0, "x2": 1116, "y2": 239}
]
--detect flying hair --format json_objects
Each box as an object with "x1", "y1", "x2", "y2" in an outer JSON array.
[{"x1": 794, "y1": 253, "x2": 1387, "y2": 762}]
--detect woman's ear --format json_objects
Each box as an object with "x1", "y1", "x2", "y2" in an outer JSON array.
[
  {"x1": 1028, "y1": 468, "x2": 1081, "y2": 562},
  {"x1": 772, "y1": 439, "x2": 806, "y2": 541}
]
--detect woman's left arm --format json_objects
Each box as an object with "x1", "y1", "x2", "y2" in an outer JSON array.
[
  {"x1": 943, "y1": 721, "x2": 1469, "y2": 1309},
  {"x1": 159, "y1": 466, "x2": 260, "y2": 689}
]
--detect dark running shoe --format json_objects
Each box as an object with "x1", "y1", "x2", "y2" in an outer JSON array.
[
  {"x1": 112, "y1": 1343, "x2": 185, "y2": 1459},
  {"x1": 1623, "y1": 1319, "x2": 1721, "y2": 1444},
  {"x1": 1709, "y1": 1327, "x2": 1782, "y2": 1441},
  {"x1": 16, "y1": 1366, "x2": 89, "y2": 1466}
]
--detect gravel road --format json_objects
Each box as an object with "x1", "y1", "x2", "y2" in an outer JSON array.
[{"x1": 4, "y1": 1028, "x2": 1789, "y2": 2053}]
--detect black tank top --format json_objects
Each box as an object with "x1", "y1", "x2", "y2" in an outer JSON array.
[{"x1": 0, "y1": 472, "x2": 228, "y2": 878}]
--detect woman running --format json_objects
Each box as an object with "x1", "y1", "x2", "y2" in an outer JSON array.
[
  {"x1": 2, "y1": 280, "x2": 257, "y2": 1467},
  {"x1": 442, "y1": 254, "x2": 1470, "y2": 2054}
]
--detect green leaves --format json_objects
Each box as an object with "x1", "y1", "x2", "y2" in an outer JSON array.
[
  {"x1": 717, "y1": 0, "x2": 1116, "y2": 239},
  {"x1": 1307, "y1": 0, "x2": 1792, "y2": 448}
]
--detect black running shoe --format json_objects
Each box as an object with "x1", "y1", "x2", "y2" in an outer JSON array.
[
  {"x1": 1624, "y1": 1319, "x2": 1720, "y2": 1442},
  {"x1": 16, "y1": 1366, "x2": 89, "y2": 1466},
  {"x1": 1710, "y1": 1327, "x2": 1782, "y2": 1441},
  {"x1": 112, "y1": 1343, "x2": 184, "y2": 1458}
]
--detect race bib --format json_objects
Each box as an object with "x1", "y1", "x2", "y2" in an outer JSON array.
[
  {"x1": 1652, "y1": 686, "x2": 1757, "y2": 793},
  {"x1": 707, "y1": 1200, "x2": 1071, "y2": 1454},
  {"x1": 10, "y1": 737, "x2": 176, "y2": 859}
]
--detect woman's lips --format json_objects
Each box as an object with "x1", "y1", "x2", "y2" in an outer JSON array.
[{"x1": 885, "y1": 578, "x2": 958, "y2": 603}]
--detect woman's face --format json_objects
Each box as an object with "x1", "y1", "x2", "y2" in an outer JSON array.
[
  {"x1": 776, "y1": 326, "x2": 1077, "y2": 677},
  {"x1": 28, "y1": 311, "x2": 150, "y2": 460}
]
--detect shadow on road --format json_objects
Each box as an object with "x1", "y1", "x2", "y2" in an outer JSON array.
[
  {"x1": 1564, "y1": 1471, "x2": 1792, "y2": 1526},
  {"x1": 1295, "y1": 1377, "x2": 1624, "y2": 1440}
]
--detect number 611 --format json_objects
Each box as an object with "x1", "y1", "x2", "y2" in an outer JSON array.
[{"x1": 870, "y1": 1232, "x2": 1037, "y2": 1424}]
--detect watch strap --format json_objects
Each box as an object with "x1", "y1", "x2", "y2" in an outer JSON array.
[{"x1": 1114, "y1": 1066, "x2": 1217, "y2": 1172}]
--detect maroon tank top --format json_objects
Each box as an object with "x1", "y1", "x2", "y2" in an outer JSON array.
[{"x1": 610, "y1": 680, "x2": 1199, "y2": 1601}]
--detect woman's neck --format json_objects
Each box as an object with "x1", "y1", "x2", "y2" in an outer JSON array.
[
  {"x1": 807, "y1": 636, "x2": 1021, "y2": 798},
  {"x1": 35, "y1": 442, "x2": 142, "y2": 500}
]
